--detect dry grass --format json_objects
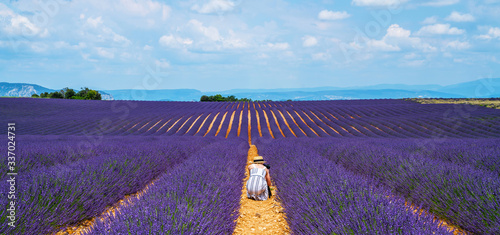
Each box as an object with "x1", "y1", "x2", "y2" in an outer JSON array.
[{"x1": 408, "y1": 98, "x2": 500, "y2": 109}]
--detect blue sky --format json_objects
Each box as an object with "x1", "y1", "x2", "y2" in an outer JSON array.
[{"x1": 1, "y1": 0, "x2": 499, "y2": 91}]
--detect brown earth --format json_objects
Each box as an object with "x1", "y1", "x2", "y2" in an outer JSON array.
[
  {"x1": 261, "y1": 110, "x2": 275, "y2": 138},
  {"x1": 204, "y1": 112, "x2": 220, "y2": 136},
  {"x1": 226, "y1": 110, "x2": 236, "y2": 138},
  {"x1": 194, "y1": 114, "x2": 211, "y2": 135},
  {"x1": 233, "y1": 145, "x2": 290, "y2": 235},
  {"x1": 293, "y1": 110, "x2": 319, "y2": 136},
  {"x1": 277, "y1": 110, "x2": 296, "y2": 137},
  {"x1": 269, "y1": 110, "x2": 285, "y2": 137},
  {"x1": 285, "y1": 110, "x2": 307, "y2": 136}
]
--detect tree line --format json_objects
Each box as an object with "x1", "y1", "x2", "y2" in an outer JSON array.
[
  {"x1": 199, "y1": 94, "x2": 283, "y2": 102},
  {"x1": 31, "y1": 87, "x2": 102, "y2": 100},
  {"x1": 200, "y1": 94, "x2": 252, "y2": 102}
]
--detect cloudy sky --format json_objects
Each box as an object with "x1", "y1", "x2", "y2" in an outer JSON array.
[{"x1": 1, "y1": 0, "x2": 499, "y2": 91}]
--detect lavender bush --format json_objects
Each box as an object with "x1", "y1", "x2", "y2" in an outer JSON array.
[
  {"x1": 0, "y1": 135, "x2": 216, "y2": 234},
  {"x1": 255, "y1": 138, "x2": 454, "y2": 234},
  {"x1": 85, "y1": 138, "x2": 247, "y2": 234}
]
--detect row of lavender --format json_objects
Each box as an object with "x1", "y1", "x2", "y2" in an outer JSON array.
[
  {"x1": 255, "y1": 138, "x2": 454, "y2": 234},
  {"x1": 255, "y1": 137, "x2": 500, "y2": 234},
  {"x1": 84, "y1": 138, "x2": 248, "y2": 234},
  {"x1": 2, "y1": 98, "x2": 499, "y2": 139},
  {"x1": 0, "y1": 135, "x2": 245, "y2": 234}
]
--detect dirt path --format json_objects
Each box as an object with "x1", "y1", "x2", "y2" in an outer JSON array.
[
  {"x1": 233, "y1": 145, "x2": 290, "y2": 235},
  {"x1": 277, "y1": 110, "x2": 297, "y2": 137},
  {"x1": 261, "y1": 110, "x2": 274, "y2": 138},
  {"x1": 226, "y1": 110, "x2": 236, "y2": 138},
  {"x1": 293, "y1": 110, "x2": 319, "y2": 136},
  {"x1": 269, "y1": 110, "x2": 286, "y2": 137},
  {"x1": 204, "y1": 112, "x2": 220, "y2": 136},
  {"x1": 184, "y1": 114, "x2": 203, "y2": 134},
  {"x1": 248, "y1": 107, "x2": 252, "y2": 145},
  {"x1": 300, "y1": 110, "x2": 329, "y2": 135},
  {"x1": 194, "y1": 114, "x2": 211, "y2": 135},
  {"x1": 285, "y1": 110, "x2": 307, "y2": 136}
]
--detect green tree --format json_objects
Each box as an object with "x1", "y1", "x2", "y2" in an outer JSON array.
[
  {"x1": 31, "y1": 94, "x2": 40, "y2": 98},
  {"x1": 200, "y1": 95, "x2": 209, "y2": 102},
  {"x1": 76, "y1": 87, "x2": 90, "y2": 98},
  {"x1": 200, "y1": 94, "x2": 252, "y2": 102},
  {"x1": 40, "y1": 92, "x2": 49, "y2": 98},
  {"x1": 75, "y1": 87, "x2": 102, "y2": 100},
  {"x1": 86, "y1": 90, "x2": 101, "y2": 100},
  {"x1": 62, "y1": 87, "x2": 76, "y2": 99},
  {"x1": 213, "y1": 94, "x2": 224, "y2": 101},
  {"x1": 49, "y1": 91, "x2": 64, "y2": 99}
]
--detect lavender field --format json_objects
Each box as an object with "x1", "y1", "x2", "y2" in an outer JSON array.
[{"x1": 1, "y1": 97, "x2": 499, "y2": 234}]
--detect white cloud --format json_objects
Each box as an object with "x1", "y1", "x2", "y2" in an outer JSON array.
[
  {"x1": 31, "y1": 43, "x2": 48, "y2": 53},
  {"x1": 266, "y1": 42, "x2": 290, "y2": 50},
  {"x1": 117, "y1": 0, "x2": 170, "y2": 18},
  {"x1": 312, "y1": 52, "x2": 330, "y2": 60},
  {"x1": 318, "y1": 10, "x2": 350, "y2": 20},
  {"x1": 120, "y1": 52, "x2": 131, "y2": 59},
  {"x1": 352, "y1": 0, "x2": 407, "y2": 7},
  {"x1": 143, "y1": 45, "x2": 153, "y2": 50},
  {"x1": 0, "y1": 3, "x2": 46, "y2": 37},
  {"x1": 85, "y1": 16, "x2": 132, "y2": 47},
  {"x1": 445, "y1": 40, "x2": 471, "y2": 50},
  {"x1": 222, "y1": 30, "x2": 248, "y2": 49},
  {"x1": 96, "y1": 47, "x2": 115, "y2": 59},
  {"x1": 86, "y1": 16, "x2": 103, "y2": 28},
  {"x1": 187, "y1": 19, "x2": 222, "y2": 41},
  {"x1": 385, "y1": 24, "x2": 411, "y2": 38},
  {"x1": 191, "y1": 0, "x2": 235, "y2": 14},
  {"x1": 113, "y1": 34, "x2": 131, "y2": 46},
  {"x1": 187, "y1": 20, "x2": 248, "y2": 49},
  {"x1": 155, "y1": 59, "x2": 170, "y2": 68},
  {"x1": 404, "y1": 60, "x2": 426, "y2": 67},
  {"x1": 417, "y1": 23, "x2": 465, "y2": 35},
  {"x1": 404, "y1": 53, "x2": 418, "y2": 59},
  {"x1": 422, "y1": 16, "x2": 438, "y2": 24},
  {"x1": 159, "y1": 34, "x2": 193, "y2": 48},
  {"x1": 158, "y1": 20, "x2": 248, "y2": 51},
  {"x1": 162, "y1": 5, "x2": 171, "y2": 21},
  {"x1": 81, "y1": 53, "x2": 96, "y2": 62},
  {"x1": 302, "y1": 36, "x2": 318, "y2": 47},
  {"x1": 380, "y1": 24, "x2": 436, "y2": 52},
  {"x1": 54, "y1": 41, "x2": 87, "y2": 50},
  {"x1": 477, "y1": 27, "x2": 500, "y2": 40},
  {"x1": 366, "y1": 39, "x2": 400, "y2": 51},
  {"x1": 445, "y1": 11, "x2": 475, "y2": 22},
  {"x1": 421, "y1": 0, "x2": 459, "y2": 7}
]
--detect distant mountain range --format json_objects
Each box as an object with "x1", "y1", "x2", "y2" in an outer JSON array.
[
  {"x1": 1, "y1": 78, "x2": 499, "y2": 101},
  {"x1": 0, "y1": 83, "x2": 114, "y2": 100}
]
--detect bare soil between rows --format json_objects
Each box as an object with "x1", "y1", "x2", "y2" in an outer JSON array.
[{"x1": 233, "y1": 145, "x2": 290, "y2": 235}]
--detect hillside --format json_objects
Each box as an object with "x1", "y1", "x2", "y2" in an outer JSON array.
[
  {"x1": 1, "y1": 78, "x2": 499, "y2": 101},
  {"x1": 0, "y1": 82, "x2": 114, "y2": 100}
]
